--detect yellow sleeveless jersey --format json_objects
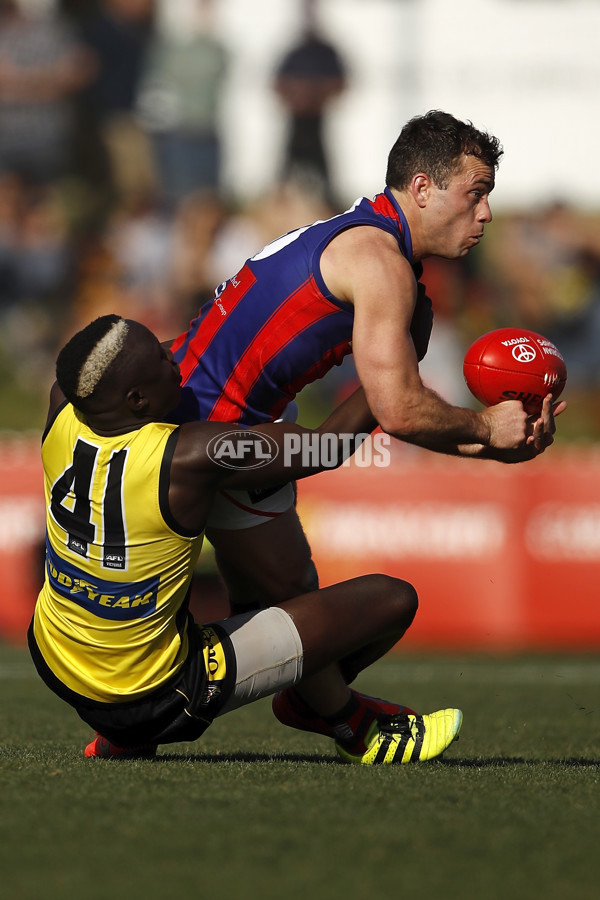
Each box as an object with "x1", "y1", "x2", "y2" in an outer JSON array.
[{"x1": 32, "y1": 403, "x2": 205, "y2": 703}]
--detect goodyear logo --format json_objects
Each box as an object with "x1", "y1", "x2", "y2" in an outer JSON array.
[{"x1": 46, "y1": 542, "x2": 158, "y2": 620}]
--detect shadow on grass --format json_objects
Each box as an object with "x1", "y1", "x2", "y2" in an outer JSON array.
[
  {"x1": 151, "y1": 752, "x2": 599, "y2": 767},
  {"x1": 156, "y1": 751, "x2": 336, "y2": 764}
]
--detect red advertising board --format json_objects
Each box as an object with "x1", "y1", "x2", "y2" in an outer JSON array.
[
  {"x1": 1, "y1": 435, "x2": 599, "y2": 650},
  {"x1": 295, "y1": 442, "x2": 600, "y2": 650},
  {"x1": 0, "y1": 437, "x2": 45, "y2": 643}
]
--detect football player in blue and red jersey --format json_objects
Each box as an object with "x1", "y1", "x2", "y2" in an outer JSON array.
[{"x1": 166, "y1": 111, "x2": 564, "y2": 740}]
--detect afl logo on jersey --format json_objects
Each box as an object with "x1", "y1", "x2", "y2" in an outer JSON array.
[{"x1": 207, "y1": 430, "x2": 279, "y2": 469}]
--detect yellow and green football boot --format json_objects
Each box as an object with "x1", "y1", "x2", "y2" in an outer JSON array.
[{"x1": 336, "y1": 709, "x2": 462, "y2": 765}]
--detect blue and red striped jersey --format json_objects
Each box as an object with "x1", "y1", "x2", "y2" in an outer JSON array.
[{"x1": 170, "y1": 188, "x2": 418, "y2": 426}]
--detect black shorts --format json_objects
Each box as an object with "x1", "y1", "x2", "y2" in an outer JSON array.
[{"x1": 28, "y1": 615, "x2": 237, "y2": 748}]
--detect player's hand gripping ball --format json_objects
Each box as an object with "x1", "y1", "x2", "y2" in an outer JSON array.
[{"x1": 463, "y1": 327, "x2": 567, "y2": 415}]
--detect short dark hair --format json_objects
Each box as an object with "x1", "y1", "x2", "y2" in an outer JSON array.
[
  {"x1": 385, "y1": 110, "x2": 503, "y2": 190},
  {"x1": 56, "y1": 314, "x2": 128, "y2": 410}
]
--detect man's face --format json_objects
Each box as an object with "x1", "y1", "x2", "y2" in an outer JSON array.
[
  {"x1": 126, "y1": 324, "x2": 182, "y2": 417},
  {"x1": 150, "y1": 342, "x2": 182, "y2": 416},
  {"x1": 423, "y1": 154, "x2": 495, "y2": 259}
]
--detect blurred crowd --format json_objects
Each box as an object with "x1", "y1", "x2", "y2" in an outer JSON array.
[{"x1": 2, "y1": 0, "x2": 600, "y2": 439}]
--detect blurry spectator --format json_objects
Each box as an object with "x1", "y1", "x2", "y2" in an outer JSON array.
[
  {"x1": 136, "y1": 0, "x2": 228, "y2": 209},
  {"x1": 0, "y1": 171, "x2": 73, "y2": 388},
  {"x1": 486, "y1": 202, "x2": 600, "y2": 388},
  {"x1": 78, "y1": 0, "x2": 157, "y2": 205},
  {"x1": 0, "y1": 172, "x2": 71, "y2": 312},
  {"x1": 66, "y1": 185, "x2": 228, "y2": 343},
  {"x1": 208, "y1": 179, "x2": 336, "y2": 286},
  {"x1": 0, "y1": 0, "x2": 93, "y2": 183},
  {"x1": 274, "y1": 0, "x2": 347, "y2": 204},
  {"x1": 69, "y1": 199, "x2": 176, "y2": 339},
  {"x1": 169, "y1": 189, "x2": 227, "y2": 315},
  {"x1": 108, "y1": 196, "x2": 173, "y2": 293}
]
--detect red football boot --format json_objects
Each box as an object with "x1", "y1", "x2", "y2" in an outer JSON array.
[{"x1": 84, "y1": 732, "x2": 157, "y2": 759}]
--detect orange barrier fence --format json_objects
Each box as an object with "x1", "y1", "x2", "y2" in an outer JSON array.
[{"x1": 1, "y1": 436, "x2": 599, "y2": 650}]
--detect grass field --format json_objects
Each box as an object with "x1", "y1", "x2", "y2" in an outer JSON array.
[{"x1": 1, "y1": 642, "x2": 598, "y2": 900}]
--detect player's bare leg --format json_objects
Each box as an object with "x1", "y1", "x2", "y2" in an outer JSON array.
[
  {"x1": 278, "y1": 575, "x2": 415, "y2": 685},
  {"x1": 277, "y1": 575, "x2": 418, "y2": 746},
  {"x1": 206, "y1": 506, "x2": 319, "y2": 612},
  {"x1": 208, "y1": 509, "x2": 360, "y2": 716},
  {"x1": 208, "y1": 510, "x2": 416, "y2": 726},
  {"x1": 274, "y1": 575, "x2": 462, "y2": 764}
]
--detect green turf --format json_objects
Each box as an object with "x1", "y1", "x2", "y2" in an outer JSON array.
[{"x1": 1, "y1": 644, "x2": 598, "y2": 900}]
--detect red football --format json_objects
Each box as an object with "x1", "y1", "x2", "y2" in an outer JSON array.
[{"x1": 463, "y1": 327, "x2": 567, "y2": 415}]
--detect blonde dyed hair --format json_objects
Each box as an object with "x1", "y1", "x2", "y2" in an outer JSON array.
[{"x1": 76, "y1": 318, "x2": 130, "y2": 398}]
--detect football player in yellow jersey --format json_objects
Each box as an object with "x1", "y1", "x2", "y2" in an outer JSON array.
[{"x1": 29, "y1": 315, "x2": 557, "y2": 765}]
